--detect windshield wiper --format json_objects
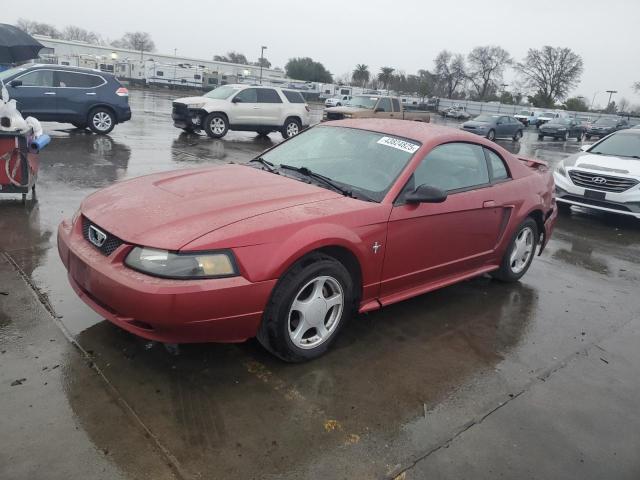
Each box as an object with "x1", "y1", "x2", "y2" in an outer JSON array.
[
  {"x1": 249, "y1": 157, "x2": 276, "y2": 172},
  {"x1": 279, "y1": 164, "x2": 354, "y2": 197}
]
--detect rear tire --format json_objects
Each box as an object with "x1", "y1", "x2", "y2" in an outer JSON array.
[
  {"x1": 257, "y1": 253, "x2": 354, "y2": 362},
  {"x1": 513, "y1": 130, "x2": 523, "y2": 141},
  {"x1": 492, "y1": 218, "x2": 538, "y2": 282},
  {"x1": 281, "y1": 118, "x2": 301, "y2": 139},
  {"x1": 204, "y1": 113, "x2": 229, "y2": 138},
  {"x1": 88, "y1": 107, "x2": 115, "y2": 134}
]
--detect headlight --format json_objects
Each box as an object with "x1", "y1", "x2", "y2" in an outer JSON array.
[
  {"x1": 125, "y1": 247, "x2": 238, "y2": 279},
  {"x1": 322, "y1": 111, "x2": 328, "y2": 119},
  {"x1": 188, "y1": 103, "x2": 205, "y2": 110},
  {"x1": 555, "y1": 164, "x2": 567, "y2": 177}
]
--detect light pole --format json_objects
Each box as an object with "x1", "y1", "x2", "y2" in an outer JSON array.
[
  {"x1": 259, "y1": 46, "x2": 267, "y2": 85},
  {"x1": 590, "y1": 91, "x2": 601, "y2": 111},
  {"x1": 605, "y1": 89, "x2": 617, "y2": 112}
]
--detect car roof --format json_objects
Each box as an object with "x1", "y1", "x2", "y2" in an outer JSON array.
[
  {"x1": 325, "y1": 118, "x2": 499, "y2": 146},
  {"x1": 27, "y1": 63, "x2": 111, "y2": 76}
]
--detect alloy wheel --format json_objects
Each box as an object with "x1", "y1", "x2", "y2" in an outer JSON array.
[
  {"x1": 510, "y1": 227, "x2": 534, "y2": 274},
  {"x1": 287, "y1": 275, "x2": 344, "y2": 349},
  {"x1": 93, "y1": 112, "x2": 112, "y2": 132},
  {"x1": 286, "y1": 122, "x2": 300, "y2": 137},
  {"x1": 210, "y1": 117, "x2": 226, "y2": 135}
]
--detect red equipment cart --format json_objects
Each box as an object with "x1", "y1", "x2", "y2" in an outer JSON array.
[{"x1": 0, "y1": 130, "x2": 39, "y2": 203}]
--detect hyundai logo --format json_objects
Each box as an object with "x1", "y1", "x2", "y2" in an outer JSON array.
[
  {"x1": 88, "y1": 225, "x2": 107, "y2": 248},
  {"x1": 592, "y1": 177, "x2": 607, "y2": 185}
]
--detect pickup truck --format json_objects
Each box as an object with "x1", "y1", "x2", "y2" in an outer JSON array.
[{"x1": 323, "y1": 95, "x2": 430, "y2": 122}]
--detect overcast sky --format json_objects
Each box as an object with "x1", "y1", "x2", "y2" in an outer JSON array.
[{"x1": 7, "y1": 0, "x2": 640, "y2": 106}]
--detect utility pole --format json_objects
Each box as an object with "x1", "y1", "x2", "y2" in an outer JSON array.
[
  {"x1": 259, "y1": 46, "x2": 267, "y2": 85},
  {"x1": 605, "y1": 89, "x2": 617, "y2": 112}
]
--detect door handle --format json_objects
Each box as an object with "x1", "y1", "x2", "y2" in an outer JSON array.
[
  {"x1": 252, "y1": 106, "x2": 260, "y2": 110},
  {"x1": 44, "y1": 92, "x2": 56, "y2": 95},
  {"x1": 85, "y1": 92, "x2": 97, "y2": 95},
  {"x1": 483, "y1": 200, "x2": 497, "y2": 208}
]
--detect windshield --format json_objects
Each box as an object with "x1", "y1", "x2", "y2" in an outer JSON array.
[
  {"x1": 0, "y1": 66, "x2": 26, "y2": 82},
  {"x1": 259, "y1": 126, "x2": 420, "y2": 202},
  {"x1": 345, "y1": 96, "x2": 378, "y2": 109},
  {"x1": 588, "y1": 132, "x2": 640, "y2": 158},
  {"x1": 556, "y1": 118, "x2": 572, "y2": 125},
  {"x1": 594, "y1": 117, "x2": 616, "y2": 126},
  {"x1": 203, "y1": 85, "x2": 239, "y2": 100},
  {"x1": 474, "y1": 115, "x2": 498, "y2": 122}
]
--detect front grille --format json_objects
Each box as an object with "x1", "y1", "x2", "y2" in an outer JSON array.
[
  {"x1": 172, "y1": 102, "x2": 189, "y2": 116},
  {"x1": 82, "y1": 217, "x2": 124, "y2": 256},
  {"x1": 326, "y1": 112, "x2": 344, "y2": 120},
  {"x1": 568, "y1": 170, "x2": 639, "y2": 193}
]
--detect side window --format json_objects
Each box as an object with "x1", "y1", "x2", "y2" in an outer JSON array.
[
  {"x1": 498, "y1": 116, "x2": 509, "y2": 124},
  {"x1": 258, "y1": 88, "x2": 283, "y2": 103},
  {"x1": 157, "y1": 71, "x2": 164, "y2": 77},
  {"x1": 485, "y1": 149, "x2": 510, "y2": 181},
  {"x1": 18, "y1": 70, "x2": 54, "y2": 87},
  {"x1": 376, "y1": 98, "x2": 392, "y2": 112},
  {"x1": 411, "y1": 143, "x2": 489, "y2": 193},
  {"x1": 392, "y1": 98, "x2": 400, "y2": 112},
  {"x1": 234, "y1": 88, "x2": 258, "y2": 103},
  {"x1": 283, "y1": 90, "x2": 305, "y2": 103},
  {"x1": 56, "y1": 71, "x2": 103, "y2": 88}
]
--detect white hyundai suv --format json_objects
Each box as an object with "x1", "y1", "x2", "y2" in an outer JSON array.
[
  {"x1": 554, "y1": 129, "x2": 640, "y2": 219},
  {"x1": 172, "y1": 84, "x2": 310, "y2": 139}
]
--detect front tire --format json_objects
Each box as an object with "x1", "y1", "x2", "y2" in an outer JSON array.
[
  {"x1": 257, "y1": 253, "x2": 354, "y2": 362},
  {"x1": 492, "y1": 218, "x2": 538, "y2": 282},
  {"x1": 281, "y1": 118, "x2": 301, "y2": 139},
  {"x1": 204, "y1": 113, "x2": 229, "y2": 138},
  {"x1": 88, "y1": 108, "x2": 115, "y2": 134},
  {"x1": 486, "y1": 129, "x2": 496, "y2": 141},
  {"x1": 513, "y1": 130, "x2": 523, "y2": 141}
]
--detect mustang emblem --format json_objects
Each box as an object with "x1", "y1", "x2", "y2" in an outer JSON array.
[{"x1": 88, "y1": 225, "x2": 107, "y2": 247}]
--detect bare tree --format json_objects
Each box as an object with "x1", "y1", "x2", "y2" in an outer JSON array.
[
  {"x1": 434, "y1": 50, "x2": 466, "y2": 98},
  {"x1": 516, "y1": 46, "x2": 583, "y2": 106},
  {"x1": 112, "y1": 32, "x2": 155, "y2": 52},
  {"x1": 16, "y1": 18, "x2": 61, "y2": 38},
  {"x1": 213, "y1": 51, "x2": 249, "y2": 65},
  {"x1": 466, "y1": 46, "x2": 512, "y2": 100},
  {"x1": 61, "y1": 25, "x2": 102, "y2": 44},
  {"x1": 617, "y1": 97, "x2": 630, "y2": 113}
]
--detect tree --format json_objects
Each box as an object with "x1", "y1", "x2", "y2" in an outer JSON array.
[
  {"x1": 516, "y1": 46, "x2": 583, "y2": 105},
  {"x1": 61, "y1": 25, "x2": 101, "y2": 44},
  {"x1": 434, "y1": 50, "x2": 466, "y2": 98},
  {"x1": 213, "y1": 52, "x2": 248, "y2": 64},
  {"x1": 112, "y1": 32, "x2": 155, "y2": 52},
  {"x1": 377, "y1": 67, "x2": 395, "y2": 92},
  {"x1": 564, "y1": 97, "x2": 588, "y2": 112},
  {"x1": 466, "y1": 46, "x2": 512, "y2": 100},
  {"x1": 617, "y1": 97, "x2": 630, "y2": 113},
  {"x1": 352, "y1": 64, "x2": 370, "y2": 87},
  {"x1": 16, "y1": 18, "x2": 60, "y2": 38},
  {"x1": 252, "y1": 57, "x2": 271, "y2": 69},
  {"x1": 604, "y1": 101, "x2": 617, "y2": 114},
  {"x1": 285, "y1": 57, "x2": 332, "y2": 83}
]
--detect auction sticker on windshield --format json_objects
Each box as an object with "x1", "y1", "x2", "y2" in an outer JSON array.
[{"x1": 377, "y1": 136, "x2": 420, "y2": 154}]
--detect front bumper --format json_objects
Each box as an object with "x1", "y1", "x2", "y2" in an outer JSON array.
[
  {"x1": 57, "y1": 218, "x2": 276, "y2": 343},
  {"x1": 172, "y1": 107, "x2": 203, "y2": 130},
  {"x1": 539, "y1": 129, "x2": 567, "y2": 138},
  {"x1": 553, "y1": 172, "x2": 640, "y2": 218}
]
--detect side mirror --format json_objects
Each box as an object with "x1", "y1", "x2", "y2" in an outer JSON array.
[
  {"x1": 406, "y1": 185, "x2": 448, "y2": 204},
  {"x1": 9, "y1": 79, "x2": 22, "y2": 87},
  {"x1": 231, "y1": 96, "x2": 242, "y2": 103},
  {"x1": 580, "y1": 144, "x2": 591, "y2": 152}
]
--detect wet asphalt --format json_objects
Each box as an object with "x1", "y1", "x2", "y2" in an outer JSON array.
[{"x1": 1, "y1": 90, "x2": 640, "y2": 480}]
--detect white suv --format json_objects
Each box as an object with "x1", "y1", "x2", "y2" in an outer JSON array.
[
  {"x1": 325, "y1": 95, "x2": 352, "y2": 107},
  {"x1": 172, "y1": 84, "x2": 310, "y2": 139}
]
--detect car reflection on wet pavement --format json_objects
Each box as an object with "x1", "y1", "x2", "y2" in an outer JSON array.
[{"x1": 2, "y1": 89, "x2": 640, "y2": 480}]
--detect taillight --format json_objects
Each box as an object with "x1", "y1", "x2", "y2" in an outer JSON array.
[
  {"x1": 116, "y1": 87, "x2": 129, "y2": 97},
  {"x1": 305, "y1": 105, "x2": 310, "y2": 112}
]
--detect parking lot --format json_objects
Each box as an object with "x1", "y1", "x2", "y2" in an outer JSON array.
[{"x1": 2, "y1": 89, "x2": 640, "y2": 479}]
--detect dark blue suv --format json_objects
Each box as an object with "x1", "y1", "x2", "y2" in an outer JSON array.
[{"x1": 0, "y1": 64, "x2": 131, "y2": 134}]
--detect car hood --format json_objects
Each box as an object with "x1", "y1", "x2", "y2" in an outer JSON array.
[
  {"x1": 562, "y1": 152, "x2": 640, "y2": 177},
  {"x1": 325, "y1": 106, "x2": 373, "y2": 114},
  {"x1": 174, "y1": 96, "x2": 227, "y2": 108},
  {"x1": 81, "y1": 164, "x2": 342, "y2": 250}
]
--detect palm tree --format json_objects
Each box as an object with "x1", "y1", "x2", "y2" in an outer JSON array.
[
  {"x1": 352, "y1": 64, "x2": 370, "y2": 88},
  {"x1": 377, "y1": 67, "x2": 395, "y2": 93}
]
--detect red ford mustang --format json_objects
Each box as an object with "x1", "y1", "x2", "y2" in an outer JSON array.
[{"x1": 58, "y1": 119, "x2": 556, "y2": 361}]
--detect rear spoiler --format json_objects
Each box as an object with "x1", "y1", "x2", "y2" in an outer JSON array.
[{"x1": 518, "y1": 157, "x2": 548, "y2": 170}]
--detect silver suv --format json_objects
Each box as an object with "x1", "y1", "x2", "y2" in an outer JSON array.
[{"x1": 172, "y1": 84, "x2": 311, "y2": 139}]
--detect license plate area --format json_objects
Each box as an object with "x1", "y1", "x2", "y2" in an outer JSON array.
[{"x1": 584, "y1": 189, "x2": 606, "y2": 200}]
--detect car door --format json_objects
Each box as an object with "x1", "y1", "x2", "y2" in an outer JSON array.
[
  {"x1": 374, "y1": 98, "x2": 394, "y2": 119},
  {"x1": 54, "y1": 70, "x2": 106, "y2": 123},
  {"x1": 380, "y1": 142, "x2": 508, "y2": 302},
  {"x1": 496, "y1": 116, "x2": 511, "y2": 137},
  {"x1": 229, "y1": 88, "x2": 259, "y2": 125},
  {"x1": 9, "y1": 69, "x2": 57, "y2": 120},
  {"x1": 257, "y1": 88, "x2": 284, "y2": 126}
]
